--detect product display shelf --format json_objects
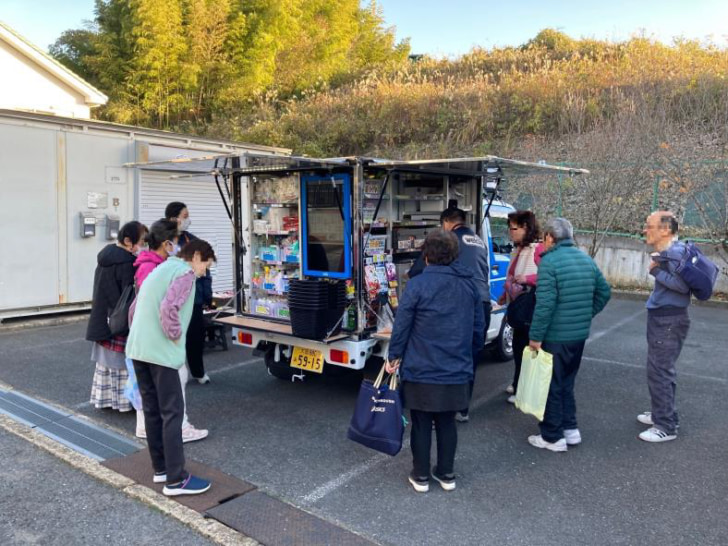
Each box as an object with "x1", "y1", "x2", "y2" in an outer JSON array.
[
  {"x1": 252, "y1": 202, "x2": 298, "y2": 208},
  {"x1": 253, "y1": 258, "x2": 300, "y2": 267},
  {"x1": 250, "y1": 200, "x2": 300, "y2": 322}
]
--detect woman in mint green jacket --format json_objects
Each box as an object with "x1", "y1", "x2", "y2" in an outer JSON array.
[{"x1": 127, "y1": 239, "x2": 216, "y2": 496}]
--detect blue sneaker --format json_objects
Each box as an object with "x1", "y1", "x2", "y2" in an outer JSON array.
[{"x1": 162, "y1": 475, "x2": 211, "y2": 496}]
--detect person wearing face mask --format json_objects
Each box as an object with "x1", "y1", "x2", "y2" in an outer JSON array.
[
  {"x1": 126, "y1": 239, "x2": 217, "y2": 496},
  {"x1": 165, "y1": 202, "x2": 213, "y2": 385},
  {"x1": 131, "y1": 219, "x2": 209, "y2": 443},
  {"x1": 86, "y1": 220, "x2": 148, "y2": 412}
]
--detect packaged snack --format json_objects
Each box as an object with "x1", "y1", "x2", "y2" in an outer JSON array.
[{"x1": 364, "y1": 265, "x2": 381, "y2": 300}]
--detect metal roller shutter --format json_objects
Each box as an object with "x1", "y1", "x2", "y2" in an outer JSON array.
[{"x1": 138, "y1": 170, "x2": 233, "y2": 291}]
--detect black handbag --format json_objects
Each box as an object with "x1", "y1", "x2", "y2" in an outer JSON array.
[
  {"x1": 108, "y1": 284, "x2": 135, "y2": 336},
  {"x1": 506, "y1": 287, "x2": 536, "y2": 330}
]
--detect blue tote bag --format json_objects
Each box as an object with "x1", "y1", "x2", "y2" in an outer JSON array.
[{"x1": 347, "y1": 363, "x2": 404, "y2": 456}]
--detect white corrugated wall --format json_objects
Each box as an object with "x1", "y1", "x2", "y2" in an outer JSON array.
[{"x1": 138, "y1": 170, "x2": 233, "y2": 291}]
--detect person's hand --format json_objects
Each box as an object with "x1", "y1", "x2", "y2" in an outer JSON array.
[
  {"x1": 649, "y1": 260, "x2": 659, "y2": 272},
  {"x1": 529, "y1": 340, "x2": 542, "y2": 352},
  {"x1": 385, "y1": 359, "x2": 400, "y2": 374},
  {"x1": 497, "y1": 293, "x2": 506, "y2": 306}
]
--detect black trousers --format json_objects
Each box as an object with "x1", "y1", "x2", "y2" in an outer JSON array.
[
  {"x1": 410, "y1": 410, "x2": 457, "y2": 478},
  {"x1": 463, "y1": 301, "x2": 492, "y2": 413},
  {"x1": 186, "y1": 304, "x2": 206, "y2": 378},
  {"x1": 539, "y1": 341, "x2": 586, "y2": 443},
  {"x1": 133, "y1": 360, "x2": 187, "y2": 483},
  {"x1": 511, "y1": 326, "x2": 530, "y2": 393}
]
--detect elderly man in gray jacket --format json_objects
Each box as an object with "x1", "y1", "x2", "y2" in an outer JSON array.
[{"x1": 638, "y1": 211, "x2": 692, "y2": 443}]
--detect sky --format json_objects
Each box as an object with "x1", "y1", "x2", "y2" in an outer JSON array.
[{"x1": 2, "y1": 0, "x2": 728, "y2": 55}]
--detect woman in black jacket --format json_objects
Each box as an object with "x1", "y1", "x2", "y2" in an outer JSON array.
[
  {"x1": 165, "y1": 202, "x2": 213, "y2": 385},
  {"x1": 86, "y1": 221, "x2": 147, "y2": 411}
]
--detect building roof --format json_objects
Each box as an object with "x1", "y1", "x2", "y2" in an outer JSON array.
[
  {"x1": 0, "y1": 109, "x2": 291, "y2": 156},
  {"x1": 0, "y1": 21, "x2": 108, "y2": 107}
]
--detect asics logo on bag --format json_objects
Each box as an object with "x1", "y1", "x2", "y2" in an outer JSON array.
[{"x1": 371, "y1": 396, "x2": 396, "y2": 404}]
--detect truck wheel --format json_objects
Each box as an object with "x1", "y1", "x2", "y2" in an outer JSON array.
[
  {"x1": 264, "y1": 349, "x2": 295, "y2": 380},
  {"x1": 493, "y1": 321, "x2": 514, "y2": 361}
]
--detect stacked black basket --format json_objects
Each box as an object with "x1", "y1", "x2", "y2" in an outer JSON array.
[{"x1": 287, "y1": 279, "x2": 347, "y2": 340}]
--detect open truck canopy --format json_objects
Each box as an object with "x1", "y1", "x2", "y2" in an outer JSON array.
[{"x1": 126, "y1": 153, "x2": 588, "y2": 378}]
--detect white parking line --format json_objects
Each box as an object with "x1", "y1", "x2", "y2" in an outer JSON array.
[
  {"x1": 300, "y1": 385, "x2": 504, "y2": 505},
  {"x1": 586, "y1": 310, "x2": 645, "y2": 345},
  {"x1": 208, "y1": 358, "x2": 263, "y2": 376},
  {"x1": 71, "y1": 358, "x2": 263, "y2": 411},
  {"x1": 302, "y1": 453, "x2": 389, "y2": 504},
  {"x1": 583, "y1": 356, "x2": 728, "y2": 384}
]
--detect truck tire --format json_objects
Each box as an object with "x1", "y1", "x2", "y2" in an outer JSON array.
[
  {"x1": 493, "y1": 321, "x2": 514, "y2": 361},
  {"x1": 264, "y1": 348, "x2": 295, "y2": 380}
]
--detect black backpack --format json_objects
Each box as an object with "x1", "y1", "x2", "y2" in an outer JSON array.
[{"x1": 108, "y1": 284, "x2": 136, "y2": 336}]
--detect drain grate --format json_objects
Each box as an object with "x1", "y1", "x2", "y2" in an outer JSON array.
[{"x1": 0, "y1": 389, "x2": 141, "y2": 460}]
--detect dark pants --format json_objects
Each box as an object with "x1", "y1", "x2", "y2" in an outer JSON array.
[
  {"x1": 647, "y1": 311, "x2": 690, "y2": 435},
  {"x1": 462, "y1": 301, "x2": 492, "y2": 414},
  {"x1": 186, "y1": 304, "x2": 206, "y2": 378},
  {"x1": 410, "y1": 410, "x2": 457, "y2": 478},
  {"x1": 133, "y1": 360, "x2": 187, "y2": 483},
  {"x1": 511, "y1": 326, "x2": 530, "y2": 394},
  {"x1": 539, "y1": 341, "x2": 586, "y2": 443}
]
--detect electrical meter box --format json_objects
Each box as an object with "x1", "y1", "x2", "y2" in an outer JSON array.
[
  {"x1": 106, "y1": 214, "x2": 120, "y2": 240},
  {"x1": 80, "y1": 212, "x2": 96, "y2": 238}
]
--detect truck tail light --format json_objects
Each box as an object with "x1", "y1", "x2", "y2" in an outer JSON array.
[
  {"x1": 237, "y1": 331, "x2": 253, "y2": 345},
  {"x1": 330, "y1": 349, "x2": 349, "y2": 364}
]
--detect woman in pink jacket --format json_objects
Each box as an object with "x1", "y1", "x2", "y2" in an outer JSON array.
[
  {"x1": 497, "y1": 210, "x2": 544, "y2": 403},
  {"x1": 131, "y1": 219, "x2": 208, "y2": 443}
]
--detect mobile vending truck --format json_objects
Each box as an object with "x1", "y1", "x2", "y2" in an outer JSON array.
[{"x1": 205, "y1": 155, "x2": 586, "y2": 380}]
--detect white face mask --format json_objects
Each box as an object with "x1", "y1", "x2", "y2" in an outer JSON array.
[{"x1": 180, "y1": 218, "x2": 191, "y2": 232}]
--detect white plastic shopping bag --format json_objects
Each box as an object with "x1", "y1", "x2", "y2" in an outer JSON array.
[{"x1": 515, "y1": 348, "x2": 553, "y2": 421}]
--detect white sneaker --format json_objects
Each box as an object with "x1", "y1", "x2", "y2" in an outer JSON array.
[
  {"x1": 639, "y1": 427, "x2": 677, "y2": 443},
  {"x1": 182, "y1": 424, "x2": 209, "y2": 443},
  {"x1": 136, "y1": 428, "x2": 147, "y2": 439},
  {"x1": 528, "y1": 435, "x2": 568, "y2": 452},
  {"x1": 153, "y1": 471, "x2": 167, "y2": 483},
  {"x1": 505, "y1": 384, "x2": 515, "y2": 395},
  {"x1": 455, "y1": 412, "x2": 470, "y2": 423},
  {"x1": 637, "y1": 412, "x2": 654, "y2": 426},
  {"x1": 196, "y1": 374, "x2": 211, "y2": 385},
  {"x1": 563, "y1": 429, "x2": 582, "y2": 446},
  {"x1": 506, "y1": 395, "x2": 516, "y2": 404}
]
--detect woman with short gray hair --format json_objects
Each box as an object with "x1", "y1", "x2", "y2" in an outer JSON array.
[{"x1": 386, "y1": 230, "x2": 485, "y2": 492}]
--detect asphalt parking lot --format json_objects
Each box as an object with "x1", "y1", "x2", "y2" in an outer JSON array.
[{"x1": 1, "y1": 295, "x2": 727, "y2": 545}]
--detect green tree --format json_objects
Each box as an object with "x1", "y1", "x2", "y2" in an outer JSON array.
[
  {"x1": 182, "y1": 0, "x2": 232, "y2": 121},
  {"x1": 48, "y1": 29, "x2": 100, "y2": 87},
  {"x1": 129, "y1": 0, "x2": 190, "y2": 127}
]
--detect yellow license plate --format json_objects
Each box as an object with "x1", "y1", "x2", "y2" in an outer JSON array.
[{"x1": 290, "y1": 347, "x2": 324, "y2": 373}]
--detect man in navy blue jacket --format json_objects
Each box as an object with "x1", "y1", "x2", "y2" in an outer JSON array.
[
  {"x1": 409, "y1": 207, "x2": 491, "y2": 422},
  {"x1": 638, "y1": 211, "x2": 691, "y2": 443}
]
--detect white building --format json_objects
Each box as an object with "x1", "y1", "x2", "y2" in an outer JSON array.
[
  {"x1": 0, "y1": 22, "x2": 107, "y2": 119},
  {"x1": 0, "y1": 23, "x2": 290, "y2": 321}
]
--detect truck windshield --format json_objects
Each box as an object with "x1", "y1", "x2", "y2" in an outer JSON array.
[{"x1": 490, "y1": 217, "x2": 513, "y2": 254}]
